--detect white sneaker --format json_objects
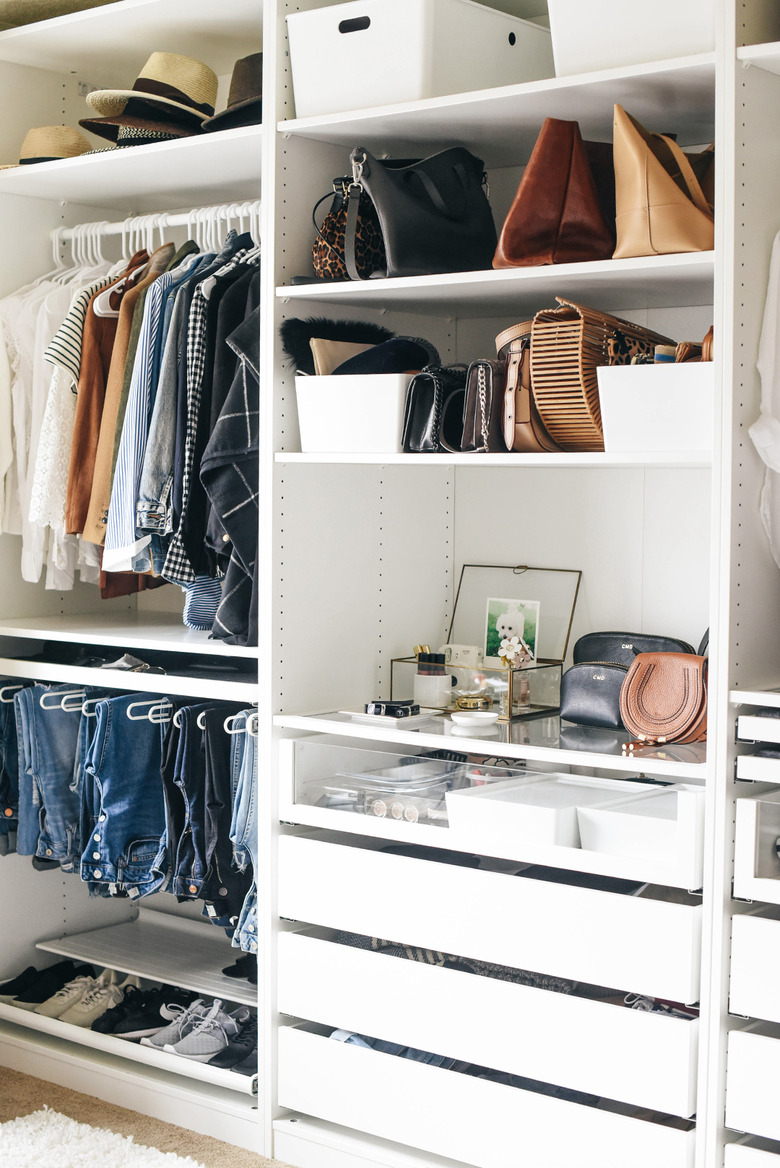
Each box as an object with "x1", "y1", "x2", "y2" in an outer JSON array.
[
  {"x1": 34, "y1": 975, "x2": 96, "y2": 1019},
  {"x1": 59, "y1": 971, "x2": 124, "y2": 1028}
]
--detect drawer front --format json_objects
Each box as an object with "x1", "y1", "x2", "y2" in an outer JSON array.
[
  {"x1": 730, "y1": 916, "x2": 780, "y2": 1024},
  {"x1": 277, "y1": 1025, "x2": 696, "y2": 1168},
  {"x1": 278, "y1": 835, "x2": 702, "y2": 1003},
  {"x1": 725, "y1": 1148, "x2": 780, "y2": 1168},
  {"x1": 738, "y1": 715, "x2": 780, "y2": 745},
  {"x1": 726, "y1": 1030, "x2": 780, "y2": 1141},
  {"x1": 278, "y1": 931, "x2": 698, "y2": 1116}
]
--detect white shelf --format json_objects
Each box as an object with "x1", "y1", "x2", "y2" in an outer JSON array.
[
  {"x1": 274, "y1": 712, "x2": 708, "y2": 781},
  {"x1": 0, "y1": 611, "x2": 257, "y2": 657},
  {"x1": 0, "y1": 0, "x2": 262, "y2": 79},
  {"x1": 0, "y1": 656, "x2": 257, "y2": 703},
  {"x1": 37, "y1": 908, "x2": 257, "y2": 1008},
  {"x1": 277, "y1": 253, "x2": 715, "y2": 317},
  {"x1": 280, "y1": 54, "x2": 715, "y2": 167},
  {"x1": 0, "y1": 1001, "x2": 254, "y2": 1095},
  {"x1": 0, "y1": 125, "x2": 262, "y2": 213},
  {"x1": 275, "y1": 451, "x2": 712, "y2": 469},
  {"x1": 738, "y1": 43, "x2": 780, "y2": 76}
]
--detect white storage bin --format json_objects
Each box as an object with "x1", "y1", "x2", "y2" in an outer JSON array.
[
  {"x1": 730, "y1": 914, "x2": 780, "y2": 1025},
  {"x1": 295, "y1": 373, "x2": 411, "y2": 453},
  {"x1": 286, "y1": 0, "x2": 554, "y2": 118},
  {"x1": 577, "y1": 786, "x2": 705, "y2": 889},
  {"x1": 596, "y1": 363, "x2": 714, "y2": 454},
  {"x1": 547, "y1": 0, "x2": 714, "y2": 77},
  {"x1": 727, "y1": 1026, "x2": 780, "y2": 1143},
  {"x1": 445, "y1": 774, "x2": 644, "y2": 847}
]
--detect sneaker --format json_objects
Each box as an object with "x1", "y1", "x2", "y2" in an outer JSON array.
[
  {"x1": 208, "y1": 1011, "x2": 258, "y2": 1069},
  {"x1": 11, "y1": 962, "x2": 94, "y2": 1011},
  {"x1": 222, "y1": 954, "x2": 257, "y2": 984},
  {"x1": 90, "y1": 984, "x2": 146, "y2": 1035},
  {"x1": 230, "y1": 1046, "x2": 258, "y2": 1077},
  {"x1": 34, "y1": 974, "x2": 97, "y2": 1019},
  {"x1": 59, "y1": 971, "x2": 124, "y2": 1028},
  {"x1": 108, "y1": 987, "x2": 195, "y2": 1041},
  {"x1": 140, "y1": 999, "x2": 208, "y2": 1050},
  {"x1": 0, "y1": 966, "x2": 40, "y2": 1003},
  {"x1": 165, "y1": 1000, "x2": 248, "y2": 1063}
]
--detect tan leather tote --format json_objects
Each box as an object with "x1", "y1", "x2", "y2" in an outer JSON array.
[{"x1": 613, "y1": 104, "x2": 714, "y2": 259}]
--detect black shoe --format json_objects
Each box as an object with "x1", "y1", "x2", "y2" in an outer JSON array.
[
  {"x1": 0, "y1": 965, "x2": 40, "y2": 1003},
  {"x1": 96, "y1": 986, "x2": 195, "y2": 1040},
  {"x1": 12, "y1": 961, "x2": 95, "y2": 1011},
  {"x1": 90, "y1": 983, "x2": 145, "y2": 1035},
  {"x1": 209, "y1": 1013, "x2": 258, "y2": 1070},
  {"x1": 229, "y1": 1044, "x2": 258, "y2": 1077},
  {"x1": 222, "y1": 954, "x2": 257, "y2": 984}
]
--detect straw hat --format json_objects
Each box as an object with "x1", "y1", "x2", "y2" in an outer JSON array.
[
  {"x1": 80, "y1": 97, "x2": 203, "y2": 144},
  {"x1": 86, "y1": 51, "x2": 218, "y2": 122},
  {"x1": 202, "y1": 53, "x2": 263, "y2": 133},
  {"x1": 0, "y1": 124, "x2": 92, "y2": 169},
  {"x1": 82, "y1": 122, "x2": 196, "y2": 154}
]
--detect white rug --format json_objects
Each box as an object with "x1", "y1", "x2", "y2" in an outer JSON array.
[{"x1": 0, "y1": 1107, "x2": 207, "y2": 1168}]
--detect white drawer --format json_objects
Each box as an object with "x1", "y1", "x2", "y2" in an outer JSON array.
[
  {"x1": 733, "y1": 791, "x2": 780, "y2": 905},
  {"x1": 726, "y1": 1145, "x2": 780, "y2": 1167},
  {"x1": 738, "y1": 715, "x2": 780, "y2": 745},
  {"x1": 726, "y1": 1028, "x2": 780, "y2": 1141},
  {"x1": 278, "y1": 834, "x2": 702, "y2": 1003},
  {"x1": 730, "y1": 915, "x2": 780, "y2": 1023},
  {"x1": 736, "y1": 755, "x2": 780, "y2": 783},
  {"x1": 278, "y1": 930, "x2": 698, "y2": 1116},
  {"x1": 277, "y1": 1024, "x2": 696, "y2": 1168}
]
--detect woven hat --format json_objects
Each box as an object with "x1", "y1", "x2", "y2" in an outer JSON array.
[
  {"x1": 86, "y1": 51, "x2": 218, "y2": 122},
  {"x1": 0, "y1": 124, "x2": 92, "y2": 169},
  {"x1": 80, "y1": 97, "x2": 203, "y2": 144},
  {"x1": 202, "y1": 53, "x2": 263, "y2": 133},
  {"x1": 82, "y1": 122, "x2": 195, "y2": 154}
]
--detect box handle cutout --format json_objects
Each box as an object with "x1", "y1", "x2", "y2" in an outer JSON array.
[{"x1": 339, "y1": 16, "x2": 371, "y2": 33}]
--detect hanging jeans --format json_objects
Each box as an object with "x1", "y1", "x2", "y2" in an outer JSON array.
[
  {"x1": 231, "y1": 715, "x2": 257, "y2": 953},
  {"x1": 0, "y1": 692, "x2": 21, "y2": 855},
  {"x1": 201, "y1": 704, "x2": 252, "y2": 926},
  {"x1": 171, "y1": 703, "x2": 210, "y2": 899}
]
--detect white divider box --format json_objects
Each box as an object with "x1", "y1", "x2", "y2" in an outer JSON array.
[
  {"x1": 546, "y1": 0, "x2": 714, "y2": 76},
  {"x1": 287, "y1": 0, "x2": 553, "y2": 118},
  {"x1": 733, "y1": 790, "x2": 780, "y2": 905},
  {"x1": 730, "y1": 913, "x2": 780, "y2": 1024},
  {"x1": 596, "y1": 363, "x2": 714, "y2": 455},
  {"x1": 295, "y1": 374, "x2": 411, "y2": 454}
]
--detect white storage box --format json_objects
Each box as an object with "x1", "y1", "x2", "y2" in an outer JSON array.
[
  {"x1": 286, "y1": 0, "x2": 554, "y2": 119},
  {"x1": 547, "y1": 0, "x2": 714, "y2": 77},
  {"x1": 597, "y1": 363, "x2": 714, "y2": 454},
  {"x1": 445, "y1": 774, "x2": 644, "y2": 847},
  {"x1": 295, "y1": 373, "x2": 411, "y2": 453}
]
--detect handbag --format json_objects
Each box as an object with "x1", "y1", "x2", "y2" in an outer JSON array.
[
  {"x1": 311, "y1": 175, "x2": 386, "y2": 281},
  {"x1": 573, "y1": 631, "x2": 695, "y2": 668},
  {"x1": 620, "y1": 652, "x2": 708, "y2": 751},
  {"x1": 461, "y1": 360, "x2": 506, "y2": 453},
  {"x1": 613, "y1": 104, "x2": 715, "y2": 260},
  {"x1": 495, "y1": 321, "x2": 560, "y2": 453},
  {"x1": 675, "y1": 325, "x2": 714, "y2": 364},
  {"x1": 560, "y1": 661, "x2": 628, "y2": 729},
  {"x1": 530, "y1": 298, "x2": 674, "y2": 451},
  {"x1": 345, "y1": 146, "x2": 497, "y2": 279},
  {"x1": 402, "y1": 365, "x2": 468, "y2": 454},
  {"x1": 493, "y1": 118, "x2": 615, "y2": 268}
]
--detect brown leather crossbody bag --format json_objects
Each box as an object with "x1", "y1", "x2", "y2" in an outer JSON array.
[{"x1": 620, "y1": 652, "x2": 708, "y2": 754}]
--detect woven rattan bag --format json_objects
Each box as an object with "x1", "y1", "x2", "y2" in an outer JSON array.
[{"x1": 529, "y1": 298, "x2": 674, "y2": 451}]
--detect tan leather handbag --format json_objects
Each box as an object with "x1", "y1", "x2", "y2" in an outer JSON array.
[
  {"x1": 495, "y1": 321, "x2": 560, "y2": 453},
  {"x1": 620, "y1": 652, "x2": 708, "y2": 752},
  {"x1": 613, "y1": 104, "x2": 714, "y2": 259}
]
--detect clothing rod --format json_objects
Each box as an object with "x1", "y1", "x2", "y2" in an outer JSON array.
[{"x1": 55, "y1": 200, "x2": 262, "y2": 242}]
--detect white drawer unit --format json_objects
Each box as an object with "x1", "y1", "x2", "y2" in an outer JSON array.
[
  {"x1": 277, "y1": 1024, "x2": 696, "y2": 1168},
  {"x1": 278, "y1": 929, "x2": 698, "y2": 1116},
  {"x1": 737, "y1": 714, "x2": 780, "y2": 745},
  {"x1": 726, "y1": 1145, "x2": 780, "y2": 1168},
  {"x1": 277, "y1": 834, "x2": 702, "y2": 1003},
  {"x1": 730, "y1": 915, "x2": 780, "y2": 1023},
  {"x1": 733, "y1": 791, "x2": 780, "y2": 904},
  {"x1": 736, "y1": 755, "x2": 780, "y2": 783},
  {"x1": 726, "y1": 1027, "x2": 780, "y2": 1142}
]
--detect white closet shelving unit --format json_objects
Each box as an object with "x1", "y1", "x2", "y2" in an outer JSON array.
[{"x1": 0, "y1": 0, "x2": 263, "y2": 1151}]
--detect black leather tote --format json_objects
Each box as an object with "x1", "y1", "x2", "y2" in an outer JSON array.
[
  {"x1": 560, "y1": 662, "x2": 628, "y2": 729},
  {"x1": 402, "y1": 365, "x2": 467, "y2": 454},
  {"x1": 345, "y1": 146, "x2": 497, "y2": 279}
]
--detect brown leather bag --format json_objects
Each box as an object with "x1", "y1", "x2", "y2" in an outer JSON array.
[
  {"x1": 613, "y1": 104, "x2": 714, "y2": 259},
  {"x1": 493, "y1": 118, "x2": 615, "y2": 268},
  {"x1": 620, "y1": 652, "x2": 708, "y2": 752},
  {"x1": 495, "y1": 321, "x2": 560, "y2": 453}
]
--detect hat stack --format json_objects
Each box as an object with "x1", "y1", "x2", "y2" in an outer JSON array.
[
  {"x1": 202, "y1": 53, "x2": 263, "y2": 133},
  {"x1": 0, "y1": 124, "x2": 92, "y2": 169},
  {"x1": 80, "y1": 51, "x2": 218, "y2": 147}
]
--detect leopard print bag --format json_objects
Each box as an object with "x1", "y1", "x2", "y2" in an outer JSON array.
[{"x1": 312, "y1": 176, "x2": 385, "y2": 281}]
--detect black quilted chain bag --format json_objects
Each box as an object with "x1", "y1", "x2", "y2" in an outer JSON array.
[{"x1": 402, "y1": 365, "x2": 468, "y2": 454}]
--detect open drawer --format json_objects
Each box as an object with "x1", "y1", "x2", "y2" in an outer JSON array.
[
  {"x1": 277, "y1": 833, "x2": 702, "y2": 1003},
  {"x1": 277, "y1": 1023, "x2": 695, "y2": 1168},
  {"x1": 737, "y1": 713, "x2": 780, "y2": 745},
  {"x1": 278, "y1": 928, "x2": 698, "y2": 1116},
  {"x1": 727, "y1": 1027, "x2": 780, "y2": 1142},
  {"x1": 730, "y1": 913, "x2": 780, "y2": 1023},
  {"x1": 726, "y1": 1145, "x2": 780, "y2": 1167},
  {"x1": 733, "y1": 791, "x2": 780, "y2": 904}
]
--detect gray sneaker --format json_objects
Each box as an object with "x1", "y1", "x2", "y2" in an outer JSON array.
[
  {"x1": 165, "y1": 1001, "x2": 249, "y2": 1063},
  {"x1": 140, "y1": 999, "x2": 208, "y2": 1050}
]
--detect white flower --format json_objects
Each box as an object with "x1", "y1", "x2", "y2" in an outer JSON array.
[{"x1": 498, "y1": 636, "x2": 521, "y2": 663}]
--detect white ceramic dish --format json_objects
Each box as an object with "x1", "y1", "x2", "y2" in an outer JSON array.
[{"x1": 450, "y1": 711, "x2": 500, "y2": 726}]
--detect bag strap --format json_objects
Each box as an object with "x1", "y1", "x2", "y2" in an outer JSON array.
[
  {"x1": 495, "y1": 320, "x2": 533, "y2": 355},
  {"x1": 655, "y1": 133, "x2": 713, "y2": 217},
  {"x1": 312, "y1": 188, "x2": 347, "y2": 264},
  {"x1": 344, "y1": 182, "x2": 366, "y2": 282}
]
